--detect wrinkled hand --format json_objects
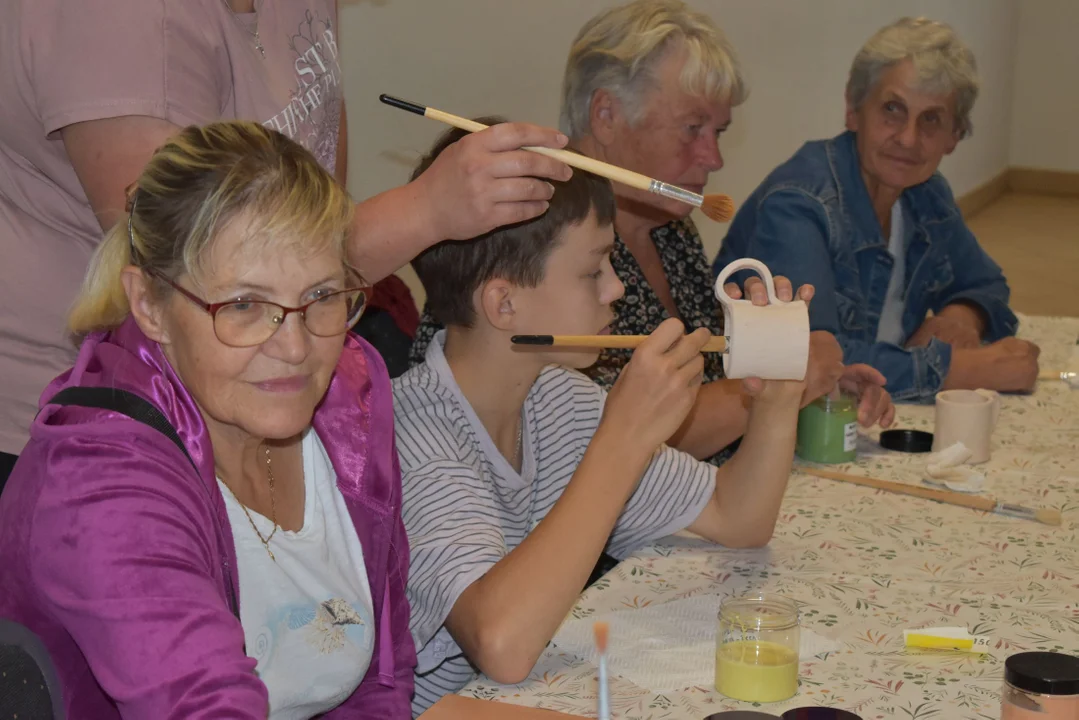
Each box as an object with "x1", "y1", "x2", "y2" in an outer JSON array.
[
  {"x1": 837, "y1": 364, "x2": 896, "y2": 427},
  {"x1": 604, "y1": 319, "x2": 710, "y2": 450},
  {"x1": 947, "y1": 337, "x2": 1041, "y2": 393},
  {"x1": 413, "y1": 122, "x2": 573, "y2": 242},
  {"x1": 905, "y1": 314, "x2": 981, "y2": 350}
]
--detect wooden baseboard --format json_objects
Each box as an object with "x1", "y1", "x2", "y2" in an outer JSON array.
[
  {"x1": 957, "y1": 169, "x2": 1010, "y2": 220},
  {"x1": 1008, "y1": 167, "x2": 1079, "y2": 197},
  {"x1": 958, "y1": 167, "x2": 1079, "y2": 219}
]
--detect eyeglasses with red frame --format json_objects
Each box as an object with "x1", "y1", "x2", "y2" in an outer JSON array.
[{"x1": 148, "y1": 270, "x2": 369, "y2": 348}]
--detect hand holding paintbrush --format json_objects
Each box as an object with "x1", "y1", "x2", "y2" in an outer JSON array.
[{"x1": 380, "y1": 94, "x2": 736, "y2": 223}]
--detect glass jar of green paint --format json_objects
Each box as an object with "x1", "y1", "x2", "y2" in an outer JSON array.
[{"x1": 796, "y1": 391, "x2": 858, "y2": 463}]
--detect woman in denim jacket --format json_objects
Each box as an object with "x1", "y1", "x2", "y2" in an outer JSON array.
[{"x1": 716, "y1": 17, "x2": 1039, "y2": 403}]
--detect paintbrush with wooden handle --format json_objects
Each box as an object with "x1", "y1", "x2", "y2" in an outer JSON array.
[
  {"x1": 512, "y1": 334, "x2": 729, "y2": 353},
  {"x1": 800, "y1": 467, "x2": 1062, "y2": 526},
  {"x1": 380, "y1": 94, "x2": 736, "y2": 223}
]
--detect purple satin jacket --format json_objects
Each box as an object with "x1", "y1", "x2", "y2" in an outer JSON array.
[{"x1": 0, "y1": 317, "x2": 416, "y2": 718}]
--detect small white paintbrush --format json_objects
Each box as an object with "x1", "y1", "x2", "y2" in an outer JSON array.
[{"x1": 594, "y1": 621, "x2": 610, "y2": 720}]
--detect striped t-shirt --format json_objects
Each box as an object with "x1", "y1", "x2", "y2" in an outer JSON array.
[{"x1": 393, "y1": 331, "x2": 716, "y2": 714}]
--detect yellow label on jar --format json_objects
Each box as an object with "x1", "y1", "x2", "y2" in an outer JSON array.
[{"x1": 715, "y1": 640, "x2": 799, "y2": 703}]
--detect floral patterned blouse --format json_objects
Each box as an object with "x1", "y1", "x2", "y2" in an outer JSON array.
[
  {"x1": 586, "y1": 218, "x2": 726, "y2": 389},
  {"x1": 408, "y1": 218, "x2": 734, "y2": 464}
]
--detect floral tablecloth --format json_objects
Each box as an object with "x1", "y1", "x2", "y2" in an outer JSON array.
[{"x1": 461, "y1": 314, "x2": 1079, "y2": 719}]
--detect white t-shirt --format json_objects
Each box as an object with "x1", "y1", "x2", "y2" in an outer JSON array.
[
  {"x1": 218, "y1": 430, "x2": 374, "y2": 720},
  {"x1": 392, "y1": 331, "x2": 716, "y2": 714},
  {"x1": 876, "y1": 200, "x2": 908, "y2": 345}
]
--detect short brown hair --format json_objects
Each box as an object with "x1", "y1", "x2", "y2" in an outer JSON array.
[{"x1": 410, "y1": 119, "x2": 616, "y2": 328}]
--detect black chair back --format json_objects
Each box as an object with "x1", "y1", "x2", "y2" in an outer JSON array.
[{"x1": 0, "y1": 619, "x2": 64, "y2": 719}]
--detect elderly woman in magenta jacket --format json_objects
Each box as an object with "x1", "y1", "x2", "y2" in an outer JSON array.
[{"x1": 0, "y1": 122, "x2": 414, "y2": 718}]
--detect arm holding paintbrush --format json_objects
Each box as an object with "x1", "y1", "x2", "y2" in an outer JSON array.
[
  {"x1": 348, "y1": 122, "x2": 573, "y2": 282},
  {"x1": 442, "y1": 321, "x2": 707, "y2": 683},
  {"x1": 440, "y1": 324, "x2": 805, "y2": 684}
]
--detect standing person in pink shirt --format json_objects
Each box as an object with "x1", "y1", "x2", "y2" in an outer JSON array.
[{"x1": 0, "y1": 0, "x2": 571, "y2": 485}]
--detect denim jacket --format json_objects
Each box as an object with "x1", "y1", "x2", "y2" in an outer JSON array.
[{"x1": 714, "y1": 131, "x2": 1017, "y2": 402}]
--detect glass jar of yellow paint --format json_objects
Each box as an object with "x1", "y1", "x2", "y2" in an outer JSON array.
[{"x1": 715, "y1": 593, "x2": 800, "y2": 703}]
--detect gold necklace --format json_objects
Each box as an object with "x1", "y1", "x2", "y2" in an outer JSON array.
[{"x1": 225, "y1": 446, "x2": 278, "y2": 561}]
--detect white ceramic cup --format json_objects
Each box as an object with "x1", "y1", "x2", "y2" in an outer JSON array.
[
  {"x1": 713, "y1": 258, "x2": 810, "y2": 380},
  {"x1": 932, "y1": 389, "x2": 1001, "y2": 464}
]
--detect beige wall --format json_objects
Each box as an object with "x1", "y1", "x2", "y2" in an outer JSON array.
[
  {"x1": 1009, "y1": 0, "x2": 1079, "y2": 172},
  {"x1": 339, "y1": 0, "x2": 1019, "y2": 302}
]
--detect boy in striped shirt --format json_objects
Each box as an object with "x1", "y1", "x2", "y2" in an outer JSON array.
[{"x1": 393, "y1": 125, "x2": 808, "y2": 715}]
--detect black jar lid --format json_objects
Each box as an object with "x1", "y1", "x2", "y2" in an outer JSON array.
[
  {"x1": 878, "y1": 429, "x2": 933, "y2": 453},
  {"x1": 781, "y1": 709, "x2": 862, "y2": 719},
  {"x1": 1005, "y1": 651, "x2": 1079, "y2": 695}
]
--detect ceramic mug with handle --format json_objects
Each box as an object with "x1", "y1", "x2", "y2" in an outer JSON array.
[{"x1": 713, "y1": 258, "x2": 810, "y2": 380}]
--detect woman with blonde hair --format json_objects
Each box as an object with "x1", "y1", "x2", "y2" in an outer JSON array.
[{"x1": 0, "y1": 121, "x2": 414, "y2": 718}]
